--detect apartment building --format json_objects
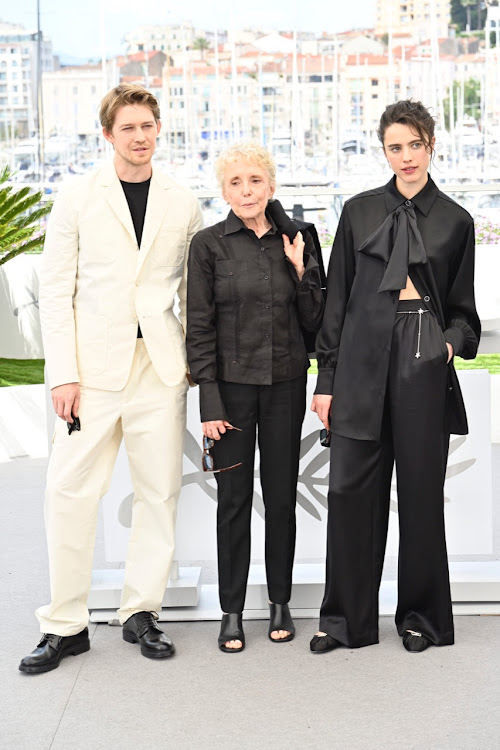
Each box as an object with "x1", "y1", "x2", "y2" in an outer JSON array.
[{"x1": 0, "y1": 21, "x2": 53, "y2": 139}]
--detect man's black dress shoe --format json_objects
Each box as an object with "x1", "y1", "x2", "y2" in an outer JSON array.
[
  {"x1": 19, "y1": 628, "x2": 90, "y2": 674},
  {"x1": 310, "y1": 633, "x2": 341, "y2": 654},
  {"x1": 122, "y1": 611, "x2": 175, "y2": 659},
  {"x1": 268, "y1": 603, "x2": 295, "y2": 642},
  {"x1": 402, "y1": 629, "x2": 431, "y2": 653},
  {"x1": 218, "y1": 613, "x2": 245, "y2": 653}
]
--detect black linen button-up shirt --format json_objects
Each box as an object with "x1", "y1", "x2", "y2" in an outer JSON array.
[
  {"x1": 187, "y1": 209, "x2": 324, "y2": 421},
  {"x1": 315, "y1": 175, "x2": 480, "y2": 440}
]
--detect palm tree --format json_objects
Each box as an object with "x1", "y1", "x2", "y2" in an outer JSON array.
[
  {"x1": 0, "y1": 166, "x2": 52, "y2": 266},
  {"x1": 192, "y1": 37, "x2": 210, "y2": 60}
]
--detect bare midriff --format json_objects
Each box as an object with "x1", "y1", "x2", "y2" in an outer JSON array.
[{"x1": 399, "y1": 276, "x2": 421, "y2": 300}]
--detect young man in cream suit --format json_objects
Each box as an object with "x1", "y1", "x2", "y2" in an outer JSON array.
[{"x1": 19, "y1": 84, "x2": 203, "y2": 673}]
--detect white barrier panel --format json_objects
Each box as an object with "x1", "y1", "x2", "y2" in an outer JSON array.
[
  {"x1": 0, "y1": 254, "x2": 43, "y2": 359},
  {"x1": 103, "y1": 369, "x2": 493, "y2": 563}
]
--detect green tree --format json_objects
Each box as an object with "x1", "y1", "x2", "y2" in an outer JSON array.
[
  {"x1": 192, "y1": 37, "x2": 210, "y2": 60},
  {"x1": 462, "y1": 0, "x2": 476, "y2": 29},
  {"x1": 0, "y1": 166, "x2": 52, "y2": 266},
  {"x1": 451, "y1": 0, "x2": 487, "y2": 30},
  {"x1": 443, "y1": 78, "x2": 481, "y2": 130}
]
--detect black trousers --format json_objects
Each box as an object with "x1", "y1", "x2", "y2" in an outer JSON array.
[
  {"x1": 320, "y1": 300, "x2": 454, "y2": 647},
  {"x1": 212, "y1": 375, "x2": 307, "y2": 613}
]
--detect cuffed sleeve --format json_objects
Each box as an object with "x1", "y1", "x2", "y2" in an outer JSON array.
[
  {"x1": 199, "y1": 382, "x2": 228, "y2": 423},
  {"x1": 314, "y1": 206, "x2": 356, "y2": 395},
  {"x1": 444, "y1": 221, "x2": 481, "y2": 360},
  {"x1": 186, "y1": 231, "x2": 227, "y2": 422}
]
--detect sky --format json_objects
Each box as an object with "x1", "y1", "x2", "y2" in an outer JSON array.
[{"x1": 1, "y1": 0, "x2": 376, "y2": 60}]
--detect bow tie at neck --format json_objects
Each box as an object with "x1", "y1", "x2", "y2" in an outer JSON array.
[{"x1": 358, "y1": 200, "x2": 427, "y2": 293}]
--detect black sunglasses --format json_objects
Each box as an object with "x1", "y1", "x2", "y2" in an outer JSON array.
[
  {"x1": 202, "y1": 435, "x2": 243, "y2": 473},
  {"x1": 319, "y1": 428, "x2": 331, "y2": 448}
]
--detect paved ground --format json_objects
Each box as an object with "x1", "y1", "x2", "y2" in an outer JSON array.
[{"x1": 1, "y1": 455, "x2": 499, "y2": 750}]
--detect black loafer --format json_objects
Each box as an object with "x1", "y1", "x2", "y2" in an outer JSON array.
[
  {"x1": 218, "y1": 613, "x2": 245, "y2": 653},
  {"x1": 268, "y1": 603, "x2": 295, "y2": 642},
  {"x1": 19, "y1": 628, "x2": 90, "y2": 674},
  {"x1": 122, "y1": 611, "x2": 175, "y2": 659},
  {"x1": 402, "y1": 629, "x2": 431, "y2": 653},
  {"x1": 310, "y1": 633, "x2": 341, "y2": 654}
]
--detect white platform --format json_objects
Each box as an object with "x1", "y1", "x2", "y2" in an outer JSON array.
[
  {"x1": 88, "y1": 566, "x2": 202, "y2": 612},
  {"x1": 88, "y1": 561, "x2": 500, "y2": 622}
]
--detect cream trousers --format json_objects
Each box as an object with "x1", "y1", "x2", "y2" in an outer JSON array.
[{"x1": 36, "y1": 340, "x2": 188, "y2": 636}]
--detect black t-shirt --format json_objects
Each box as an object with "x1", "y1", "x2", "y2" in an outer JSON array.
[
  {"x1": 120, "y1": 178, "x2": 151, "y2": 337},
  {"x1": 120, "y1": 178, "x2": 151, "y2": 247}
]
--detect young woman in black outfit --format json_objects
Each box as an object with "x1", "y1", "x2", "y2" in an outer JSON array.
[
  {"x1": 187, "y1": 142, "x2": 324, "y2": 652},
  {"x1": 310, "y1": 100, "x2": 480, "y2": 654}
]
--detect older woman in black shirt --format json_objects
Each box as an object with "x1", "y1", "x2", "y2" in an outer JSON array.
[
  {"x1": 187, "y1": 142, "x2": 324, "y2": 652},
  {"x1": 310, "y1": 100, "x2": 480, "y2": 655}
]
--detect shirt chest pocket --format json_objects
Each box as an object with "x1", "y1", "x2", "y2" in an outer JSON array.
[
  {"x1": 152, "y1": 225, "x2": 188, "y2": 267},
  {"x1": 213, "y1": 260, "x2": 247, "y2": 304}
]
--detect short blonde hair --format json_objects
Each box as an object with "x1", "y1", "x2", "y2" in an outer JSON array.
[
  {"x1": 215, "y1": 141, "x2": 276, "y2": 190},
  {"x1": 99, "y1": 84, "x2": 160, "y2": 133}
]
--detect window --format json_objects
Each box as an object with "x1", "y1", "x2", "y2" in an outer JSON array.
[
  {"x1": 73, "y1": 86, "x2": 78, "y2": 95},
  {"x1": 371, "y1": 79, "x2": 378, "y2": 86}
]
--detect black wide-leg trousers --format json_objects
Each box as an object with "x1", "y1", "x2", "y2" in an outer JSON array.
[
  {"x1": 319, "y1": 300, "x2": 454, "y2": 647},
  {"x1": 212, "y1": 375, "x2": 307, "y2": 614}
]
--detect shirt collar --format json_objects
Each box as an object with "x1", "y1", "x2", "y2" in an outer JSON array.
[
  {"x1": 223, "y1": 209, "x2": 278, "y2": 236},
  {"x1": 384, "y1": 174, "x2": 439, "y2": 217}
]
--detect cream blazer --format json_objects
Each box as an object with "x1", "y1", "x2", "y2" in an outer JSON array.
[{"x1": 39, "y1": 161, "x2": 204, "y2": 390}]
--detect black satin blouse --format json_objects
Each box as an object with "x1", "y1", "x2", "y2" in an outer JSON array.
[{"x1": 315, "y1": 175, "x2": 481, "y2": 440}]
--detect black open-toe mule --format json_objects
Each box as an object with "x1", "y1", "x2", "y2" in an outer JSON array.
[
  {"x1": 218, "y1": 613, "x2": 245, "y2": 653},
  {"x1": 268, "y1": 603, "x2": 295, "y2": 642}
]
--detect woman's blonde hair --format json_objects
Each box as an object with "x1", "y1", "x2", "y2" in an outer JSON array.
[
  {"x1": 99, "y1": 84, "x2": 160, "y2": 133},
  {"x1": 215, "y1": 141, "x2": 276, "y2": 190}
]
